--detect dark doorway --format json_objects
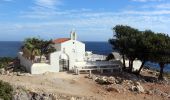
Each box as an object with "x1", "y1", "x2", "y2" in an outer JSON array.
[{"x1": 59, "y1": 59, "x2": 69, "y2": 71}]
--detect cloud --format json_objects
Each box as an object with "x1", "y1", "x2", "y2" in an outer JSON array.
[
  {"x1": 2, "y1": 0, "x2": 170, "y2": 41},
  {"x1": 35, "y1": 0, "x2": 62, "y2": 9},
  {"x1": 122, "y1": 10, "x2": 170, "y2": 15},
  {"x1": 142, "y1": 3, "x2": 170, "y2": 9},
  {"x1": 20, "y1": 0, "x2": 64, "y2": 19}
]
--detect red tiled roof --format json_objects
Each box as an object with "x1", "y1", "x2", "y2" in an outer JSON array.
[{"x1": 53, "y1": 38, "x2": 70, "y2": 44}]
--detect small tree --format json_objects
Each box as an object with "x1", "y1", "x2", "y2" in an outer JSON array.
[
  {"x1": 36, "y1": 39, "x2": 56, "y2": 63},
  {"x1": 136, "y1": 30, "x2": 155, "y2": 74},
  {"x1": 110, "y1": 25, "x2": 131, "y2": 70},
  {"x1": 22, "y1": 38, "x2": 56, "y2": 63},
  {"x1": 149, "y1": 33, "x2": 170, "y2": 80},
  {"x1": 22, "y1": 38, "x2": 40, "y2": 60},
  {"x1": 110, "y1": 25, "x2": 141, "y2": 72}
]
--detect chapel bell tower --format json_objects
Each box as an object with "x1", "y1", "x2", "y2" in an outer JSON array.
[{"x1": 70, "y1": 30, "x2": 77, "y2": 40}]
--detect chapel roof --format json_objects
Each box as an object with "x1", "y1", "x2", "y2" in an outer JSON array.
[{"x1": 53, "y1": 38, "x2": 70, "y2": 44}]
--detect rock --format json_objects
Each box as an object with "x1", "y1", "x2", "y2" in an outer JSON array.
[
  {"x1": 168, "y1": 95, "x2": 170, "y2": 98},
  {"x1": 107, "y1": 76, "x2": 116, "y2": 84},
  {"x1": 13, "y1": 72, "x2": 18, "y2": 75},
  {"x1": 13, "y1": 91, "x2": 30, "y2": 100},
  {"x1": 161, "y1": 77, "x2": 169, "y2": 84},
  {"x1": 17, "y1": 72, "x2": 25, "y2": 76},
  {"x1": 161, "y1": 92, "x2": 168, "y2": 97},
  {"x1": 95, "y1": 76, "x2": 108, "y2": 84},
  {"x1": 115, "y1": 77, "x2": 123, "y2": 84},
  {"x1": 136, "y1": 85, "x2": 145, "y2": 93},
  {"x1": 95, "y1": 76, "x2": 117, "y2": 85},
  {"x1": 131, "y1": 86, "x2": 138, "y2": 92},
  {"x1": 92, "y1": 75, "x2": 98, "y2": 81},
  {"x1": 153, "y1": 89, "x2": 163, "y2": 95},
  {"x1": 70, "y1": 97, "x2": 75, "y2": 100},
  {"x1": 6, "y1": 71, "x2": 10, "y2": 75},
  {"x1": 24, "y1": 73, "x2": 32, "y2": 76},
  {"x1": 106, "y1": 85, "x2": 120, "y2": 93},
  {"x1": 130, "y1": 82, "x2": 144, "y2": 93},
  {"x1": 0, "y1": 68, "x2": 5, "y2": 75},
  {"x1": 8, "y1": 73, "x2": 13, "y2": 76},
  {"x1": 146, "y1": 90, "x2": 153, "y2": 95},
  {"x1": 134, "y1": 82, "x2": 140, "y2": 86}
]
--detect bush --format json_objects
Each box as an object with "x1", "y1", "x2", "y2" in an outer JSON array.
[
  {"x1": 0, "y1": 57, "x2": 14, "y2": 69},
  {"x1": 0, "y1": 80, "x2": 13, "y2": 100}
]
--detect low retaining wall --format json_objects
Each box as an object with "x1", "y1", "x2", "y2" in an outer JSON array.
[
  {"x1": 18, "y1": 52, "x2": 33, "y2": 73},
  {"x1": 18, "y1": 52, "x2": 59, "y2": 74}
]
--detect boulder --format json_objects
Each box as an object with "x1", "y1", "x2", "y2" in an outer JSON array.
[
  {"x1": 95, "y1": 76, "x2": 108, "y2": 84},
  {"x1": 107, "y1": 76, "x2": 116, "y2": 84},
  {"x1": 0, "y1": 68, "x2": 5, "y2": 75},
  {"x1": 130, "y1": 82, "x2": 144, "y2": 93},
  {"x1": 106, "y1": 85, "x2": 120, "y2": 93},
  {"x1": 136, "y1": 85, "x2": 145, "y2": 93},
  {"x1": 115, "y1": 77, "x2": 123, "y2": 84}
]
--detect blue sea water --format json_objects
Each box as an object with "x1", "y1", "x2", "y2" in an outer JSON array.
[
  {"x1": 0, "y1": 41, "x2": 169, "y2": 72},
  {"x1": 0, "y1": 41, "x2": 112, "y2": 57},
  {"x1": 0, "y1": 41, "x2": 22, "y2": 57}
]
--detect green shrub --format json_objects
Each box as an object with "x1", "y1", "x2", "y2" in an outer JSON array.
[
  {"x1": 0, "y1": 57, "x2": 14, "y2": 69},
  {"x1": 0, "y1": 80, "x2": 13, "y2": 100}
]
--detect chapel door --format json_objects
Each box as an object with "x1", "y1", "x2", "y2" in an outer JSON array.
[{"x1": 59, "y1": 59, "x2": 69, "y2": 71}]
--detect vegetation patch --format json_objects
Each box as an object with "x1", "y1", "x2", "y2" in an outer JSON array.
[
  {"x1": 109, "y1": 25, "x2": 170, "y2": 80},
  {"x1": 0, "y1": 80, "x2": 13, "y2": 100},
  {"x1": 0, "y1": 57, "x2": 14, "y2": 69}
]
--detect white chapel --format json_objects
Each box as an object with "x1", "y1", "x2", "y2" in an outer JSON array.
[
  {"x1": 18, "y1": 31, "x2": 122, "y2": 74},
  {"x1": 50, "y1": 31, "x2": 85, "y2": 72}
]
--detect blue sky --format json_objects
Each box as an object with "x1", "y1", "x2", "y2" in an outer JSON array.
[{"x1": 0, "y1": 0, "x2": 170, "y2": 41}]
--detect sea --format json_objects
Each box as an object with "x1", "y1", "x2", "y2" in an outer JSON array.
[{"x1": 0, "y1": 41, "x2": 169, "y2": 72}]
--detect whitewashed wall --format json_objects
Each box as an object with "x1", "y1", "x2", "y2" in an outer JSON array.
[
  {"x1": 50, "y1": 51, "x2": 61, "y2": 71},
  {"x1": 31, "y1": 63, "x2": 58, "y2": 74},
  {"x1": 18, "y1": 52, "x2": 60, "y2": 74},
  {"x1": 121, "y1": 59, "x2": 142, "y2": 71},
  {"x1": 18, "y1": 52, "x2": 33, "y2": 73},
  {"x1": 61, "y1": 40, "x2": 85, "y2": 70}
]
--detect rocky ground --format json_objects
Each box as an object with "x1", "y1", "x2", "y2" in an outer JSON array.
[{"x1": 0, "y1": 66, "x2": 170, "y2": 100}]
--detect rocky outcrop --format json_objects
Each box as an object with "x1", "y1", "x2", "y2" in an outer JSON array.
[
  {"x1": 12, "y1": 87, "x2": 96, "y2": 100},
  {"x1": 86, "y1": 74, "x2": 146, "y2": 94}
]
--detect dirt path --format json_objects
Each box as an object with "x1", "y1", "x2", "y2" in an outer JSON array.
[
  {"x1": 0, "y1": 72, "x2": 169, "y2": 100},
  {"x1": 0, "y1": 72, "x2": 105, "y2": 99}
]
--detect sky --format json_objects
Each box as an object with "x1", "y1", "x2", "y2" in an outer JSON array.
[{"x1": 0, "y1": 0, "x2": 170, "y2": 41}]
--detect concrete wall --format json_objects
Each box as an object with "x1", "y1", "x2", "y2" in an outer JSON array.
[
  {"x1": 31, "y1": 63, "x2": 58, "y2": 74},
  {"x1": 18, "y1": 52, "x2": 60, "y2": 74},
  {"x1": 18, "y1": 52, "x2": 33, "y2": 73}
]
